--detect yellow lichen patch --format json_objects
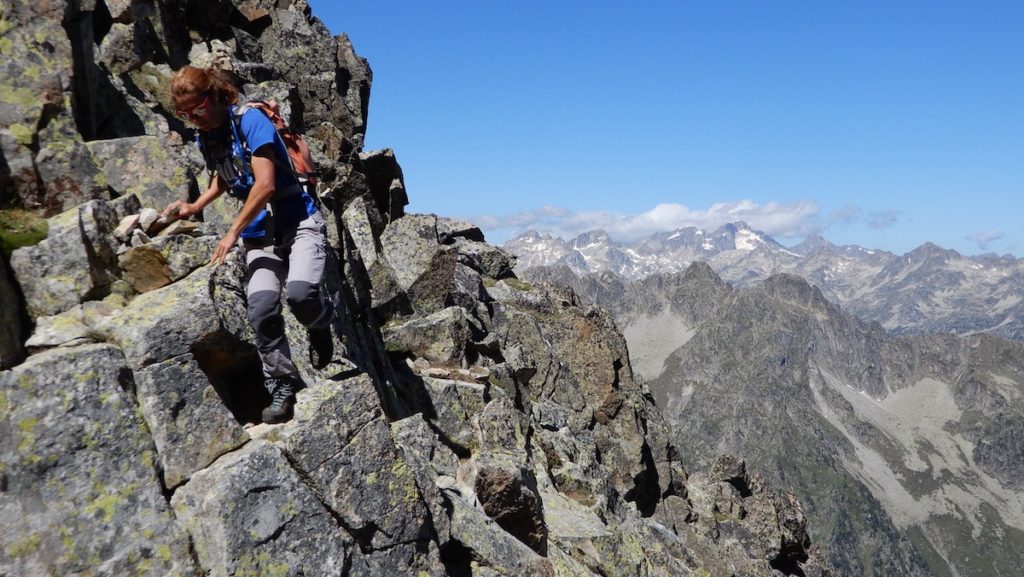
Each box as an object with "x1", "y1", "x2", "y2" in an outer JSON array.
[
  {"x1": 235, "y1": 551, "x2": 290, "y2": 577},
  {"x1": 93, "y1": 170, "x2": 109, "y2": 190},
  {"x1": 386, "y1": 458, "x2": 420, "y2": 504},
  {"x1": 0, "y1": 78, "x2": 42, "y2": 109},
  {"x1": 5, "y1": 532, "x2": 42, "y2": 558},
  {"x1": 86, "y1": 492, "x2": 122, "y2": 524},
  {"x1": 14, "y1": 416, "x2": 38, "y2": 438},
  {"x1": 16, "y1": 416, "x2": 39, "y2": 456},
  {"x1": 156, "y1": 544, "x2": 173, "y2": 563},
  {"x1": 504, "y1": 278, "x2": 533, "y2": 292},
  {"x1": 84, "y1": 483, "x2": 139, "y2": 524},
  {"x1": 281, "y1": 499, "x2": 299, "y2": 519},
  {"x1": 140, "y1": 450, "x2": 155, "y2": 470},
  {"x1": 22, "y1": 65, "x2": 41, "y2": 82},
  {"x1": 96, "y1": 388, "x2": 122, "y2": 408},
  {"x1": 8, "y1": 122, "x2": 34, "y2": 146}
]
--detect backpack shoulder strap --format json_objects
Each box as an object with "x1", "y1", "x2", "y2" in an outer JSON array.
[
  {"x1": 228, "y1": 104, "x2": 249, "y2": 152},
  {"x1": 235, "y1": 100, "x2": 313, "y2": 182}
]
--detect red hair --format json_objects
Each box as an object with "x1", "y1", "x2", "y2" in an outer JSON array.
[{"x1": 170, "y1": 66, "x2": 239, "y2": 108}]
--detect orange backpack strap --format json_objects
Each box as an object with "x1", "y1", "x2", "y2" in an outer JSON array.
[{"x1": 239, "y1": 100, "x2": 319, "y2": 186}]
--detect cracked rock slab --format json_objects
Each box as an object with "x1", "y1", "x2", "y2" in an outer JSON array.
[
  {"x1": 134, "y1": 354, "x2": 249, "y2": 488},
  {"x1": 0, "y1": 344, "x2": 195, "y2": 577},
  {"x1": 261, "y1": 374, "x2": 434, "y2": 550},
  {"x1": 10, "y1": 199, "x2": 120, "y2": 318},
  {"x1": 171, "y1": 440, "x2": 352, "y2": 577}
]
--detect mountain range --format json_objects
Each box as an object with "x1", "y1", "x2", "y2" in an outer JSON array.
[
  {"x1": 515, "y1": 242, "x2": 1024, "y2": 576},
  {"x1": 505, "y1": 223, "x2": 1024, "y2": 342}
]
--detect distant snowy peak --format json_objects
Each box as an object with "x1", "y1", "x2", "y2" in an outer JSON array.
[
  {"x1": 571, "y1": 229, "x2": 614, "y2": 249},
  {"x1": 504, "y1": 221, "x2": 794, "y2": 280},
  {"x1": 504, "y1": 224, "x2": 1024, "y2": 342}
]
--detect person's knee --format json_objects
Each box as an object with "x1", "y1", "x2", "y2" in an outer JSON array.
[
  {"x1": 286, "y1": 280, "x2": 319, "y2": 307},
  {"x1": 286, "y1": 281, "x2": 325, "y2": 325}
]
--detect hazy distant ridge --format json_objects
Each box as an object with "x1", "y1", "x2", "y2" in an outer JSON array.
[{"x1": 505, "y1": 222, "x2": 1024, "y2": 341}]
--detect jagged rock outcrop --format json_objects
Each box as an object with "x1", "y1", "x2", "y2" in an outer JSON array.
[
  {"x1": 523, "y1": 262, "x2": 732, "y2": 382},
  {"x1": 0, "y1": 2, "x2": 834, "y2": 576}
]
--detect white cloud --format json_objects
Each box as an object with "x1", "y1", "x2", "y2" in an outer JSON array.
[
  {"x1": 471, "y1": 200, "x2": 830, "y2": 243},
  {"x1": 829, "y1": 204, "x2": 863, "y2": 225},
  {"x1": 867, "y1": 209, "x2": 902, "y2": 230},
  {"x1": 966, "y1": 229, "x2": 1004, "y2": 250}
]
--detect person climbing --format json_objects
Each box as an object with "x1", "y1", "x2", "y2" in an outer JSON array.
[{"x1": 162, "y1": 65, "x2": 334, "y2": 424}]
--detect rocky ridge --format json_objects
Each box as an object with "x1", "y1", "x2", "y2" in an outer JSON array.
[
  {"x1": 522, "y1": 263, "x2": 1024, "y2": 577},
  {"x1": 505, "y1": 224, "x2": 1024, "y2": 342},
  {"x1": 1, "y1": 1, "x2": 832, "y2": 576}
]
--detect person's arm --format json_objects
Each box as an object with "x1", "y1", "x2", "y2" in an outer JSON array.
[
  {"x1": 161, "y1": 173, "x2": 227, "y2": 220},
  {"x1": 209, "y1": 146, "x2": 277, "y2": 264}
]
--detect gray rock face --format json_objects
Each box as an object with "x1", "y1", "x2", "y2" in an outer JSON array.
[
  {"x1": 380, "y1": 214, "x2": 455, "y2": 291},
  {"x1": 0, "y1": 0, "x2": 78, "y2": 212},
  {"x1": 118, "y1": 234, "x2": 216, "y2": 294},
  {"x1": 471, "y1": 403, "x2": 548, "y2": 554},
  {"x1": 0, "y1": 344, "x2": 195, "y2": 577},
  {"x1": 391, "y1": 413, "x2": 457, "y2": 545},
  {"x1": 266, "y1": 374, "x2": 435, "y2": 551},
  {"x1": 24, "y1": 297, "x2": 125, "y2": 351},
  {"x1": 10, "y1": 199, "x2": 121, "y2": 318},
  {"x1": 186, "y1": 0, "x2": 372, "y2": 145},
  {"x1": 34, "y1": 114, "x2": 111, "y2": 214},
  {"x1": 359, "y1": 148, "x2": 408, "y2": 221},
  {"x1": 378, "y1": 217, "x2": 489, "y2": 315},
  {"x1": 86, "y1": 137, "x2": 204, "y2": 212},
  {"x1": 447, "y1": 495, "x2": 555, "y2": 577},
  {"x1": 135, "y1": 355, "x2": 249, "y2": 488},
  {"x1": 419, "y1": 376, "x2": 494, "y2": 452},
  {"x1": 108, "y1": 262, "x2": 242, "y2": 368},
  {"x1": 171, "y1": 440, "x2": 353, "y2": 577},
  {"x1": 383, "y1": 306, "x2": 476, "y2": 367}
]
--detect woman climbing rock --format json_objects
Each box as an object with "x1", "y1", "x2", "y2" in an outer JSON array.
[{"x1": 162, "y1": 66, "x2": 334, "y2": 424}]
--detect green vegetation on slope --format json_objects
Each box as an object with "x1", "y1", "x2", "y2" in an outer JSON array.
[{"x1": 0, "y1": 209, "x2": 48, "y2": 256}]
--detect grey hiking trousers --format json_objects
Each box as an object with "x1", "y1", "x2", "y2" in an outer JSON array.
[{"x1": 244, "y1": 211, "x2": 332, "y2": 377}]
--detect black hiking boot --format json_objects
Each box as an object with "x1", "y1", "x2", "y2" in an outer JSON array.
[
  {"x1": 262, "y1": 374, "x2": 300, "y2": 424},
  {"x1": 308, "y1": 325, "x2": 334, "y2": 369}
]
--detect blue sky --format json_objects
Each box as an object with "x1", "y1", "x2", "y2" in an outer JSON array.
[{"x1": 307, "y1": 1, "x2": 1023, "y2": 256}]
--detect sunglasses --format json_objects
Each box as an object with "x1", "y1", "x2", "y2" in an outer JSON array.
[{"x1": 176, "y1": 93, "x2": 212, "y2": 121}]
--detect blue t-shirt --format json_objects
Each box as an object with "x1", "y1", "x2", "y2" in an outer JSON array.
[{"x1": 234, "y1": 107, "x2": 317, "y2": 239}]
